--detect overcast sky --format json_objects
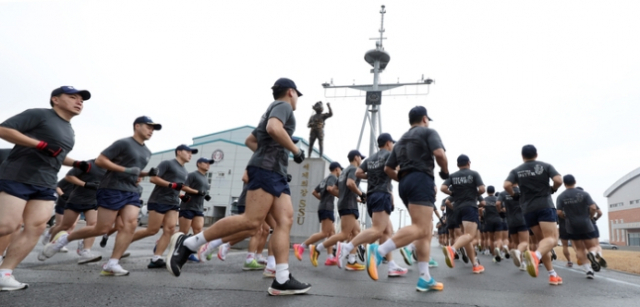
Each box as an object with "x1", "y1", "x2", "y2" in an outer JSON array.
[{"x1": 2, "y1": 0, "x2": 640, "y2": 240}]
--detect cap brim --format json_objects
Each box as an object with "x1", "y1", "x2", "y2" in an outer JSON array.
[
  {"x1": 66, "y1": 89, "x2": 91, "y2": 100},
  {"x1": 295, "y1": 89, "x2": 303, "y2": 97},
  {"x1": 198, "y1": 159, "x2": 214, "y2": 164},
  {"x1": 147, "y1": 123, "x2": 162, "y2": 131},
  {"x1": 189, "y1": 149, "x2": 199, "y2": 154},
  {"x1": 427, "y1": 116, "x2": 433, "y2": 121}
]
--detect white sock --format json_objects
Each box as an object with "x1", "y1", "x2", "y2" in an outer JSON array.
[
  {"x1": 300, "y1": 243, "x2": 307, "y2": 249},
  {"x1": 409, "y1": 243, "x2": 416, "y2": 251},
  {"x1": 56, "y1": 234, "x2": 69, "y2": 247},
  {"x1": 348, "y1": 253, "x2": 356, "y2": 263},
  {"x1": 535, "y1": 251, "x2": 542, "y2": 259},
  {"x1": 107, "y1": 258, "x2": 119, "y2": 267},
  {"x1": 152, "y1": 255, "x2": 161, "y2": 262},
  {"x1": 316, "y1": 243, "x2": 326, "y2": 252},
  {"x1": 388, "y1": 260, "x2": 398, "y2": 269},
  {"x1": 275, "y1": 263, "x2": 289, "y2": 284},
  {"x1": 245, "y1": 252, "x2": 255, "y2": 264},
  {"x1": 378, "y1": 240, "x2": 397, "y2": 256},
  {"x1": 548, "y1": 269, "x2": 557, "y2": 277},
  {"x1": 590, "y1": 251, "x2": 597, "y2": 256},
  {"x1": 208, "y1": 239, "x2": 223, "y2": 250},
  {"x1": 503, "y1": 245, "x2": 509, "y2": 251},
  {"x1": 583, "y1": 264, "x2": 591, "y2": 272},
  {"x1": 267, "y1": 255, "x2": 276, "y2": 269},
  {"x1": 342, "y1": 242, "x2": 354, "y2": 255},
  {"x1": 418, "y1": 262, "x2": 431, "y2": 280},
  {"x1": 0, "y1": 269, "x2": 12, "y2": 276},
  {"x1": 184, "y1": 233, "x2": 206, "y2": 252}
]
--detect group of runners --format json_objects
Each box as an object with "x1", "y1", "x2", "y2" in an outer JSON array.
[{"x1": 0, "y1": 79, "x2": 608, "y2": 295}]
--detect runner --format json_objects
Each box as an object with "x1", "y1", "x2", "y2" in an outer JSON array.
[
  {"x1": 42, "y1": 179, "x2": 75, "y2": 251},
  {"x1": 165, "y1": 78, "x2": 311, "y2": 296},
  {"x1": 557, "y1": 204, "x2": 573, "y2": 267},
  {"x1": 310, "y1": 150, "x2": 365, "y2": 272},
  {"x1": 441, "y1": 154, "x2": 485, "y2": 274},
  {"x1": 483, "y1": 186, "x2": 505, "y2": 263},
  {"x1": 0, "y1": 86, "x2": 91, "y2": 291},
  {"x1": 503, "y1": 144, "x2": 563, "y2": 285},
  {"x1": 497, "y1": 185, "x2": 528, "y2": 271},
  {"x1": 178, "y1": 157, "x2": 213, "y2": 237},
  {"x1": 39, "y1": 116, "x2": 160, "y2": 278},
  {"x1": 293, "y1": 162, "x2": 342, "y2": 266},
  {"x1": 367, "y1": 105, "x2": 448, "y2": 292}
]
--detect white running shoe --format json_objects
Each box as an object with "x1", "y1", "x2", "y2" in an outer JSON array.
[
  {"x1": 41, "y1": 230, "x2": 51, "y2": 246},
  {"x1": 60, "y1": 247, "x2": 69, "y2": 253},
  {"x1": 388, "y1": 267, "x2": 408, "y2": 277},
  {"x1": 336, "y1": 242, "x2": 344, "y2": 269},
  {"x1": 510, "y1": 249, "x2": 521, "y2": 267},
  {"x1": 39, "y1": 231, "x2": 68, "y2": 260},
  {"x1": 217, "y1": 243, "x2": 230, "y2": 261},
  {"x1": 78, "y1": 250, "x2": 102, "y2": 265},
  {"x1": 519, "y1": 262, "x2": 526, "y2": 271},
  {"x1": 76, "y1": 240, "x2": 85, "y2": 255},
  {"x1": 100, "y1": 263, "x2": 129, "y2": 276},
  {"x1": 263, "y1": 267, "x2": 276, "y2": 278},
  {"x1": 0, "y1": 274, "x2": 28, "y2": 291}
]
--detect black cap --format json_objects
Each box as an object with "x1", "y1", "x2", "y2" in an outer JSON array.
[
  {"x1": 329, "y1": 162, "x2": 343, "y2": 171},
  {"x1": 563, "y1": 174, "x2": 576, "y2": 185},
  {"x1": 272, "y1": 78, "x2": 302, "y2": 97},
  {"x1": 409, "y1": 106, "x2": 433, "y2": 123},
  {"x1": 134, "y1": 116, "x2": 162, "y2": 130},
  {"x1": 457, "y1": 154, "x2": 470, "y2": 166},
  {"x1": 522, "y1": 145, "x2": 537, "y2": 159},
  {"x1": 347, "y1": 150, "x2": 365, "y2": 161},
  {"x1": 487, "y1": 185, "x2": 495, "y2": 194},
  {"x1": 291, "y1": 136, "x2": 301, "y2": 144},
  {"x1": 377, "y1": 133, "x2": 396, "y2": 148},
  {"x1": 175, "y1": 144, "x2": 198, "y2": 154},
  {"x1": 576, "y1": 187, "x2": 584, "y2": 191},
  {"x1": 51, "y1": 86, "x2": 91, "y2": 100},
  {"x1": 197, "y1": 157, "x2": 214, "y2": 164}
]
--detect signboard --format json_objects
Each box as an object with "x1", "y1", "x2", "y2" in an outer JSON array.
[
  {"x1": 366, "y1": 91, "x2": 382, "y2": 105},
  {"x1": 288, "y1": 159, "x2": 328, "y2": 243}
]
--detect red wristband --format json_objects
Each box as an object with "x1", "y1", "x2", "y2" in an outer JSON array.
[{"x1": 36, "y1": 141, "x2": 47, "y2": 150}]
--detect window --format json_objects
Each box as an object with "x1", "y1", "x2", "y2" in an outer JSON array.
[
  {"x1": 609, "y1": 202, "x2": 623, "y2": 208},
  {"x1": 629, "y1": 233, "x2": 640, "y2": 247}
]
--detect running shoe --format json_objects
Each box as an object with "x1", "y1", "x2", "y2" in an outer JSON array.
[
  {"x1": 121, "y1": 252, "x2": 130, "y2": 258},
  {"x1": 442, "y1": 246, "x2": 456, "y2": 268},
  {"x1": 148, "y1": 258, "x2": 167, "y2": 268},
  {"x1": 459, "y1": 248, "x2": 469, "y2": 264},
  {"x1": 551, "y1": 249, "x2": 557, "y2": 261},
  {"x1": 293, "y1": 244, "x2": 305, "y2": 261},
  {"x1": 357, "y1": 244, "x2": 365, "y2": 262},
  {"x1": 412, "y1": 246, "x2": 418, "y2": 262},
  {"x1": 519, "y1": 263, "x2": 526, "y2": 271},
  {"x1": 365, "y1": 244, "x2": 383, "y2": 281},
  {"x1": 39, "y1": 231, "x2": 68, "y2": 261},
  {"x1": 346, "y1": 262, "x2": 365, "y2": 271},
  {"x1": 549, "y1": 275, "x2": 563, "y2": 285},
  {"x1": 60, "y1": 247, "x2": 69, "y2": 253},
  {"x1": 218, "y1": 243, "x2": 230, "y2": 261},
  {"x1": 429, "y1": 257, "x2": 439, "y2": 268},
  {"x1": 188, "y1": 254, "x2": 200, "y2": 263},
  {"x1": 77, "y1": 240, "x2": 85, "y2": 255},
  {"x1": 268, "y1": 274, "x2": 311, "y2": 296},
  {"x1": 0, "y1": 274, "x2": 28, "y2": 291},
  {"x1": 416, "y1": 277, "x2": 443, "y2": 292},
  {"x1": 382, "y1": 257, "x2": 388, "y2": 264},
  {"x1": 257, "y1": 255, "x2": 268, "y2": 265},
  {"x1": 263, "y1": 267, "x2": 275, "y2": 278},
  {"x1": 454, "y1": 252, "x2": 460, "y2": 260},
  {"x1": 596, "y1": 254, "x2": 607, "y2": 268},
  {"x1": 77, "y1": 250, "x2": 102, "y2": 265},
  {"x1": 309, "y1": 244, "x2": 320, "y2": 267},
  {"x1": 41, "y1": 230, "x2": 51, "y2": 246},
  {"x1": 100, "y1": 263, "x2": 129, "y2": 276},
  {"x1": 586, "y1": 271, "x2": 594, "y2": 279},
  {"x1": 166, "y1": 232, "x2": 194, "y2": 277},
  {"x1": 472, "y1": 264, "x2": 485, "y2": 274},
  {"x1": 243, "y1": 259, "x2": 266, "y2": 271},
  {"x1": 324, "y1": 256, "x2": 338, "y2": 266},
  {"x1": 400, "y1": 247, "x2": 414, "y2": 266},
  {"x1": 510, "y1": 249, "x2": 521, "y2": 267},
  {"x1": 99, "y1": 235, "x2": 108, "y2": 248},
  {"x1": 335, "y1": 242, "x2": 344, "y2": 269},
  {"x1": 523, "y1": 250, "x2": 540, "y2": 277},
  {"x1": 504, "y1": 248, "x2": 511, "y2": 259},
  {"x1": 566, "y1": 261, "x2": 573, "y2": 268},
  {"x1": 388, "y1": 267, "x2": 408, "y2": 277},
  {"x1": 494, "y1": 248, "x2": 502, "y2": 263},
  {"x1": 197, "y1": 244, "x2": 210, "y2": 262},
  {"x1": 586, "y1": 252, "x2": 601, "y2": 272}
]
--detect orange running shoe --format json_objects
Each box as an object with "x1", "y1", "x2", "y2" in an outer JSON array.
[
  {"x1": 324, "y1": 256, "x2": 338, "y2": 266},
  {"x1": 346, "y1": 262, "x2": 365, "y2": 271},
  {"x1": 549, "y1": 275, "x2": 563, "y2": 285},
  {"x1": 442, "y1": 246, "x2": 456, "y2": 268},
  {"x1": 472, "y1": 264, "x2": 485, "y2": 274},
  {"x1": 309, "y1": 245, "x2": 320, "y2": 267},
  {"x1": 293, "y1": 244, "x2": 304, "y2": 261},
  {"x1": 524, "y1": 250, "x2": 540, "y2": 278}
]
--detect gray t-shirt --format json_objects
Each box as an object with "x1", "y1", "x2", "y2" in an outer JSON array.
[
  {"x1": 443, "y1": 168, "x2": 484, "y2": 210},
  {"x1": 66, "y1": 160, "x2": 106, "y2": 205},
  {"x1": 385, "y1": 126, "x2": 444, "y2": 180},
  {"x1": 315, "y1": 174, "x2": 338, "y2": 211},
  {"x1": 498, "y1": 189, "x2": 525, "y2": 228},
  {"x1": 180, "y1": 171, "x2": 210, "y2": 212},
  {"x1": 360, "y1": 149, "x2": 392, "y2": 195},
  {"x1": 0, "y1": 109, "x2": 75, "y2": 189},
  {"x1": 0, "y1": 149, "x2": 11, "y2": 165},
  {"x1": 247, "y1": 101, "x2": 296, "y2": 177},
  {"x1": 442, "y1": 196, "x2": 455, "y2": 225},
  {"x1": 99, "y1": 137, "x2": 152, "y2": 193},
  {"x1": 505, "y1": 160, "x2": 560, "y2": 214},
  {"x1": 338, "y1": 165, "x2": 360, "y2": 211},
  {"x1": 148, "y1": 159, "x2": 188, "y2": 206},
  {"x1": 483, "y1": 195, "x2": 501, "y2": 223},
  {"x1": 556, "y1": 188, "x2": 596, "y2": 234}
]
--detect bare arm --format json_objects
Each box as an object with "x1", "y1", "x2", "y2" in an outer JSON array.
[
  {"x1": 266, "y1": 118, "x2": 299, "y2": 154},
  {"x1": 245, "y1": 134, "x2": 258, "y2": 152},
  {"x1": 504, "y1": 181, "x2": 514, "y2": 195},
  {"x1": 589, "y1": 204, "x2": 597, "y2": 219},
  {"x1": 594, "y1": 208, "x2": 603, "y2": 221},
  {"x1": 312, "y1": 190, "x2": 321, "y2": 200},
  {"x1": 433, "y1": 148, "x2": 449, "y2": 174},
  {"x1": 182, "y1": 186, "x2": 199, "y2": 194},
  {"x1": 445, "y1": 198, "x2": 453, "y2": 209},
  {"x1": 346, "y1": 178, "x2": 363, "y2": 196},
  {"x1": 95, "y1": 154, "x2": 127, "y2": 173},
  {"x1": 327, "y1": 185, "x2": 339, "y2": 197},
  {"x1": 0, "y1": 127, "x2": 40, "y2": 148},
  {"x1": 557, "y1": 209, "x2": 565, "y2": 219},
  {"x1": 496, "y1": 200, "x2": 503, "y2": 212},
  {"x1": 478, "y1": 200, "x2": 486, "y2": 208},
  {"x1": 65, "y1": 175, "x2": 85, "y2": 187},
  {"x1": 56, "y1": 187, "x2": 64, "y2": 196},
  {"x1": 384, "y1": 166, "x2": 398, "y2": 182},
  {"x1": 551, "y1": 175, "x2": 562, "y2": 190},
  {"x1": 355, "y1": 168, "x2": 368, "y2": 180},
  {"x1": 326, "y1": 103, "x2": 333, "y2": 118},
  {"x1": 477, "y1": 185, "x2": 486, "y2": 196},
  {"x1": 440, "y1": 184, "x2": 451, "y2": 195}
]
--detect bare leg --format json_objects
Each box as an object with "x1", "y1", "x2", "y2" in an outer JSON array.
[
  {"x1": 191, "y1": 216, "x2": 204, "y2": 235},
  {"x1": 110, "y1": 205, "x2": 140, "y2": 259},
  {"x1": 82, "y1": 210, "x2": 98, "y2": 249},
  {"x1": 0, "y1": 199, "x2": 53, "y2": 270},
  {"x1": 155, "y1": 211, "x2": 178, "y2": 257}
]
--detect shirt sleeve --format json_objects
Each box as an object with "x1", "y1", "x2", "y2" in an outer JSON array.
[
  {"x1": 155, "y1": 161, "x2": 169, "y2": 178},
  {"x1": 547, "y1": 163, "x2": 560, "y2": 178},
  {"x1": 585, "y1": 193, "x2": 596, "y2": 206},
  {"x1": 474, "y1": 171, "x2": 484, "y2": 187},
  {"x1": 0, "y1": 109, "x2": 44, "y2": 133},
  {"x1": 424, "y1": 129, "x2": 444, "y2": 152},
  {"x1": 66, "y1": 167, "x2": 83, "y2": 178},
  {"x1": 359, "y1": 158, "x2": 369, "y2": 173},
  {"x1": 505, "y1": 169, "x2": 518, "y2": 183},
  {"x1": 314, "y1": 181, "x2": 323, "y2": 193},
  {"x1": 101, "y1": 139, "x2": 125, "y2": 160},
  {"x1": 556, "y1": 195, "x2": 564, "y2": 210},
  {"x1": 443, "y1": 178, "x2": 451, "y2": 186},
  {"x1": 269, "y1": 102, "x2": 292, "y2": 125},
  {"x1": 385, "y1": 149, "x2": 398, "y2": 168},
  {"x1": 326, "y1": 176, "x2": 337, "y2": 187},
  {"x1": 184, "y1": 173, "x2": 195, "y2": 188},
  {"x1": 347, "y1": 168, "x2": 357, "y2": 181}
]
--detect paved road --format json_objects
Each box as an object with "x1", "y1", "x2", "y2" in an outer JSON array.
[{"x1": 2, "y1": 228, "x2": 638, "y2": 307}]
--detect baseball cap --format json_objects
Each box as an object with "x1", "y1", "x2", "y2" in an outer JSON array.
[
  {"x1": 51, "y1": 86, "x2": 91, "y2": 100},
  {"x1": 329, "y1": 162, "x2": 343, "y2": 171},
  {"x1": 133, "y1": 116, "x2": 162, "y2": 130},
  {"x1": 175, "y1": 144, "x2": 198, "y2": 154},
  {"x1": 272, "y1": 78, "x2": 303, "y2": 97},
  {"x1": 487, "y1": 185, "x2": 495, "y2": 193},
  {"x1": 291, "y1": 136, "x2": 301, "y2": 144},
  {"x1": 457, "y1": 154, "x2": 470, "y2": 166},
  {"x1": 563, "y1": 174, "x2": 576, "y2": 185},
  {"x1": 347, "y1": 150, "x2": 365, "y2": 161},
  {"x1": 197, "y1": 157, "x2": 214, "y2": 164},
  {"x1": 408, "y1": 106, "x2": 433, "y2": 123},
  {"x1": 377, "y1": 133, "x2": 396, "y2": 148},
  {"x1": 522, "y1": 145, "x2": 537, "y2": 159}
]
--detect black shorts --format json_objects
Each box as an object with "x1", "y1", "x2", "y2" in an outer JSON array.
[
  {"x1": 97, "y1": 189, "x2": 141, "y2": 211},
  {"x1": 456, "y1": 206, "x2": 479, "y2": 225},
  {"x1": 509, "y1": 225, "x2": 528, "y2": 235},
  {"x1": 559, "y1": 225, "x2": 570, "y2": 240},
  {"x1": 485, "y1": 220, "x2": 502, "y2": 233},
  {"x1": 501, "y1": 222, "x2": 509, "y2": 232},
  {"x1": 593, "y1": 224, "x2": 600, "y2": 238},
  {"x1": 569, "y1": 231, "x2": 597, "y2": 241},
  {"x1": 398, "y1": 172, "x2": 435, "y2": 207},
  {"x1": 0, "y1": 179, "x2": 56, "y2": 201},
  {"x1": 367, "y1": 192, "x2": 393, "y2": 218},
  {"x1": 148, "y1": 203, "x2": 179, "y2": 214},
  {"x1": 524, "y1": 208, "x2": 557, "y2": 228},
  {"x1": 338, "y1": 209, "x2": 359, "y2": 220},
  {"x1": 65, "y1": 203, "x2": 97, "y2": 213},
  {"x1": 246, "y1": 166, "x2": 290, "y2": 198},
  {"x1": 237, "y1": 205, "x2": 245, "y2": 214},
  {"x1": 55, "y1": 202, "x2": 66, "y2": 215},
  {"x1": 179, "y1": 209, "x2": 204, "y2": 219},
  {"x1": 317, "y1": 210, "x2": 335, "y2": 222}
]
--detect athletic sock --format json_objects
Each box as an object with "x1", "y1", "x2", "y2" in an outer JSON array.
[
  {"x1": 316, "y1": 243, "x2": 326, "y2": 252},
  {"x1": 503, "y1": 245, "x2": 509, "y2": 251},
  {"x1": 208, "y1": 238, "x2": 223, "y2": 250},
  {"x1": 56, "y1": 234, "x2": 69, "y2": 247},
  {"x1": 184, "y1": 233, "x2": 206, "y2": 252},
  {"x1": 590, "y1": 251, "x2": 597, "y2": 256},
  {"x1": 245, "y1": 252, "x2": 256, "y2": 264},
  {"x1": 378, "y1": 240, "x2": 397, "y2": 256},
  {"x1": 107, "y1": 258, "x2": 119, "y2": 267},
  {"x1": 275, "y1": 264, "x2": 289, "y2": 284},
  {"x1": 267, "y1": 255, "x2": 276, "y2": 269},
  {"x1": 348, "y1": 254, "x2": 356, "y2": 263},
  {"x1": 548, "y1": 269, "x2": 557, "y2": 277},
  {"x1": 152, "y1": 255, "x2": 161, "y2": 262},
  {"x1": 342, "y1": 242, "x2": 354, "y2": 255},
  {"x1": 300, "y1": 243, "x2": 307, "y2": 249},
  {"x1": 582, "y1": 264, "x2": 591, "y2": 272},
  {"x1": 535, "y1": 251, "x2": 542, "y2": 259},
  {"x1": 388, "y1": 260, "x2": 398, "y2": 269},
  {"x1": 0, "y1": 269, "x2": 12, "y2": 276},
  {"x1": 418, "y1": 262, "x2": 431, "y2": 280},
  {"x1": 408, "y1": 243, "x2": 416, "y2": 251}
]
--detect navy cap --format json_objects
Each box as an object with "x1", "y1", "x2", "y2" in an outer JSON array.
[
  {"x1": 409, "y1": 106, "x2": 433, "y2": 123},
  {"x1": 563, "y1": 174, "x2": 576, "y2": 185},
  {"x1": 457, "y1": 154, "x2": 470, "y2": 166},
  {"x1": 197, "y1": 157, "x2": 214, "y2": 164},
  {"x1": 522, "y1": 144, "x2": 537, "y2": 159},
  {"x1": 51, "y1": 86, "x2": 91, "y2": 100},
  {"x1": 347, "y1": 150, "x2": 365, "y2": 161},
  {"x1": 134, "y1": 116, "x2": 162, "y2": 130},
  {"x1": 175, "y1": 144, "x2": 198, "y2": 154},
  {"x1": 272, "y1": 78, "x2": 303, "y2": 97},
  {"x1": 377, "y1": 133, "x2": 396, "y2": 148},
  {"x1": 487, "y1": 185, "x2": 495, "y2": 193},
  {"x1": 329, "y1": 162, "x2": 343, "y2": 171},
  {"x1": 291, "y1": 136, "x2": 301, "y2": 144}
]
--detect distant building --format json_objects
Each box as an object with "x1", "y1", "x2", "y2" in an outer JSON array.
[{"x1": 603, "y1": 167, "x2": 640, "y2": 246}]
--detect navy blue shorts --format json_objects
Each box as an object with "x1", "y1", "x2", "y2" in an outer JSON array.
[
  {"x1": 569, "y1": 231, "x2": 597, "y2": 241},
  {"x1": 447, "y1": 222, "x2": 459, "y2": 230},
  {"x1": 456, "y1": 206, "x2": 479, "y2": 225},
  {"x1": 148, "y1": 203, "x2": 179, "y2": 214},
  {"x1": 508, "y1": 225, "x2": 528, "y2": 235},
  {"x1": 559, "y1": 224, "x2": 570, "y2": 240},
  {"x1": 65, "y1": 203, "x2": 97, "y2": 213},
  {"x1": 55, "y1": 202, "x2": 66, "y2": 215},
  {"x1": 524, "y1": 208, "x2": 557, "y2": 228},
  {"x1": 339, "y1": 209, "x2": 359, "y2": 220},
  {"x1": 237, "y1": 205, "x2": 245, "y2": 214},
  {"x1": 0, "y1": 179, "x2": 56, "y2": 201},
  {"x1": 500, "y1": 222, "x2": 509, "y2": 232},
  {"x1": 398, "y1": 172, "x2": 435, "y2": 207},
  {"x1": 485, "y1": 220, "x2": 502, "y2": 233},
  {"x1": 179, "y1": 209, "x2": 204, "y2": 219},
  {"x1": 246, "y1": 166, "x2": 290, "y2": 198},
  {"x1": 97, "y1": 189, "x2": 141, "y2": 211},
  {"x1": 367, "y1": 192, "x2": 393, "y2": 218},
  {"x1": 317, "y1": 210, "x2": 335, "y2": 222},
  {"x1": 593, "y1": 224, "x2": 600, "y2": 238}
]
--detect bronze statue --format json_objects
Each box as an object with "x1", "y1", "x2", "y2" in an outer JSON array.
[{"x1": 307, "y1": 101, "x2": 332, "y2": 158}]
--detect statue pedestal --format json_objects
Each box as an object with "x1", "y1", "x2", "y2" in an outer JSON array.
[{"x1": 288, "y1": 158, "x2": 328, "y2": 244}]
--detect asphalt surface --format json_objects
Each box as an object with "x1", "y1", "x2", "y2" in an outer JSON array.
[{"x1": 2, "y1": 227, "x2": 639, "y2": 307}]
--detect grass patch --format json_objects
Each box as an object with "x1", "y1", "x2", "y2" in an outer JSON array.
[{"x1": 553, "y1": 246, "x2": 640, "y2": 274}]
